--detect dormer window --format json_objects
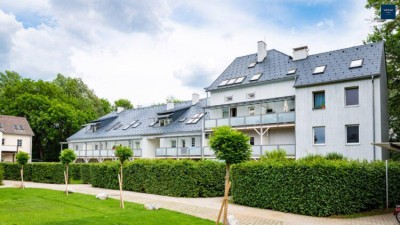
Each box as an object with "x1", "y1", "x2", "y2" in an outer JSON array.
[
  {"x1": 250, "y1": 73, "x2": 262, "y2": 81},
  {"x1": 219, "y1": 80, "x2": 228, "y2": 86},
  {"x1": 234, "y1": 76, "x2": 245, "y2": 84},
  {"x1": 227, "y1": 78, "x2": 236, "y2": 85},
  {"x1": 313, "y1": 65, "x2": 326, "y2": 74},
  {"x1": 287, "y1": 69, "x2": 297, "y2": 75},
  {"x1": 248, "y1": 62, "x2": 256, "y2": 68},
  {"x1": 159, "y1": 118, "x2": 171, "y2": 127},
  {"x1": 349, "y1": 59, "x2": 363, "y2": 68}
]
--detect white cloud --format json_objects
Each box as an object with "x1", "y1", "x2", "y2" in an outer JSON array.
[{"x1": 0, "y1": 0, "x2": 376, "y2": 107}]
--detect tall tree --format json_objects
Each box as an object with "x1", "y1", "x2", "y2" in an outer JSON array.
[
  {"x1": 365, "y1": 1, "x2": 400, "y2": 159},
  {"x1": 114, "y1": 99, "x2": 134, "y2": 109}
]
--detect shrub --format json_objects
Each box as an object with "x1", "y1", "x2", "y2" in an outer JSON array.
[
  {"x1": 70, "y1": 164, "x2": 82, "y2": 180},
  {"x1": 0, "y1": 165, "x2": 3, "y2": 185},
  {"x1": 80, "y1": 164, "x2": 91, "y2": 184},
  {"x1": 299, "y1": 154, "x2": 325, "y2": 162},
  {"x1": 260, "y1": 149, "x2": 287, "y2": 161},
  {"x1": 325, "y1": 152, "x2": 347, "y2": 161},
  {"x1": 30, "y1": 163, "x2": 65, "y2": 184},
  {"x1": 231, "y1": 160, "x2": 400, "y2": 217}
]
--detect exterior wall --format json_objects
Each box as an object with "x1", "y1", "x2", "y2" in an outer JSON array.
[
  {"x1": 379, "y1": 55, "x2": 389, "y2": 159},
  {"x1": 141, "y1": 137, "x2": 157, "y2": 158},
  {"x1": 208, "y1": 79, "x2": 295, "y2": 107},
  {"x1": 160, "y1": 136, "x2": 201, "y2": 148},
  {"x1": 0, "y1": 134, "x2": 32, "y2": 162},
  {"x1": 295, "y1": 78, "x2": 383, "y2": 160}
]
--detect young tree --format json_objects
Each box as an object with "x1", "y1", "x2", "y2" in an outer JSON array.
[
  {"x1": 15, "y1": 152, "x2": 29, "y2": 189},
  {"x1": 59, "y1": 149, "x2": 76, "y2": 196},
  {"x1": 114, "y1": 146, "x2": 133, "y2": 209},
  {"x1": 114, "y1": 99, "x2": 134, "y2": 110},
  {"x1": 209, "y1": 126, "x2": 251, "y2": 225}
]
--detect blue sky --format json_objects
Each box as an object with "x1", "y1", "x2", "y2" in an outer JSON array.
[{"x1": 0, "y1": 0, "x2": 375, "y2": 105}]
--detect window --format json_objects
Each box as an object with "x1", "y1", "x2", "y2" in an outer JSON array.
[
  {"x1": 250, "y1": 137, "x2": 255, "y2": 146},
  {"x1": 171, "y1": 140, "x2": 177, "y2": 148},
  {"x1": 17, "y1": 139, "x2": 22, "y2": 147},
  {"x1": 248, "y1": 107, "x2": 255, "y2": 116},
  {"x1": 248, "y1": 62, "x2": 256, "y2": 68},
  {"x1": 106, "y1": 122, "x2": 121, "y2": 131},
  {"x1": 313, "y1": 65, "x2": 326, "y2": 74},
  {"x1": 345, "y1": 87, "x2": 359, "y2": 106},
  {"x1": 186, "y1": 113, "x2": 205, "y2": 124},
  {"x1": 219, "y1": 80, "x2": 228, "y2": 86},
  {"x1": 346, "y1": 125, "x2": 359, "y2": 144},
  {"x1": 225, "y1": 96, "x2": 233, "y2": 102},
  {"x1": 287, "y1": 69, "x2": 297, "y2": 75},
  {"x1": 313, "y1": 127, "x2": 325, "y2": 144},
  {"x1": 222, "y1": 108, "x2": 229, "y2": 118},
  {"x1": 250, "y1": 73, "x2": 262, "y2": 81},
  {"x1": 182, "y1": 140, "x2": 186, "y2": 148},
  {"x1": 18, "y1": 125, "x2": 24, "y2": 130},
  {"x1": 230, "y1": 108, "x2": 237, "y2": 117},
  {"x1": 135, "y1": 142, "x2": 141, "y2": 150},
  {"x1": 149, "y1": 121, "x2": 158, "y2": 127},
  {"x1": 247, "y1": 92, "x2": 255, "y2": 99},
  {"x1": 14, "y1": 125, "x2": 19, "y2": 130},
  {"x1": 313, "y1": 91, "x2": 325, "y2": 109},
  {"x1": 349, "y1": 59, "x2": 363, "y2": 68},
  {"x1": 95, "y1": 144, "x2": 98, "y2": 150},
  {"x1": 191, "y1": 138, "x2": 195, "y2": 147},
  {"x1": 123, "y1": 120, "x2": 137, "y2": 130},
  {"x1": 0, "y1": 123, "x2": 2, "y2": 128},
  {"x1": 234, "y1": 76, "x2": 246, "y2": 84},
  {"x1": 75, "y1": 145, "x2": 79, "y2": 151},
  {"x1": 113, "y1": 123, "x2": 123, "y2": 130},
  {"x1": 227, "y1": 78, "x2": 237, "y2": 85},
  {"x1": 132, "y1": 122, "x2": 141, "y2": 128},
  {"x1": 160, "y1": 119, "x2": 171, "y2": 127},
  {"x1": 179, "y1": 117, "x2": 186, "y2": 122},
  {"x1": 1, "y1": 138, "x2": 4, "y2": 145}
]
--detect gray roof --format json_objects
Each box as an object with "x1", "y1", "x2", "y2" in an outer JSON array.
[
  {"x1": 0, "y1": 115, "x2": 34, "y2": 136},
  {"x1": 67, "y1": 99, "x2": 205, "y2": 141},
  {"x1": 205, "y1": 42, "x2": 384, "y2": 91}
]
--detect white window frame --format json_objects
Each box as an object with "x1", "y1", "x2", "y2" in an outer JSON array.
[
  {"x1": 313, "y1": 65, "x2": 326, "y2": 74},
  {"x1": 344, "y1": 86, "x2": 359, "y2": 107},
  {"x1": 345, "y1": 125, "x2": 360, "y2": 145},
  {"x1": 17, "y1": 139, "x2": 22, "y2": 147},
  {"x1": 225, "y1": 96, "x2": 233, "y2": 102},
  {"x1": 191, "y1": 138, "x2": 195, "y2": 147},
  {"x1": 349, "y1": 59, "x2": 363, "y2": 68},
  {"x1": 171, "y1": 140, "x2": 177, "y2": 148},
  {"x1": 247, "y1": 92, "x2": 255, "y2": 99},
  {"x1": 248, "y1": 106, "x2": 255, "y2": 116},
  {"x1": 312, "y1": 126, "x2": 326, "y2": 145}
]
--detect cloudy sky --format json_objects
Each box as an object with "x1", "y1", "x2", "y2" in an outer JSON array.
[{"x1": 0, "y1": 0, "x2": 377, "y2": 106}]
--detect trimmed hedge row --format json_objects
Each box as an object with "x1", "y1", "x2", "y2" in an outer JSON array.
[
  {"x1": 89, "y1": 160, "x2": 225, "y2": 197},
  {"x1": 0, "y1": 165, "x2": 3, "y2": 185},
  {"x1": 231, "y1": 160, "x2": 400, "y2": 217},
  {"x1": 0, "y1": 163, "x2": 65, "y2": 184}
]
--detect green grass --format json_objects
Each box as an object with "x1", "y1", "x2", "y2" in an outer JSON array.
[{"x1": 0, "y1": 188, "x2": 215, "y2": 225}]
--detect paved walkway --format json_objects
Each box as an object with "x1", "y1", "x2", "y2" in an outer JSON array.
[{"x1": 1, "y1": 180, "x2": 398, "y2": 225}]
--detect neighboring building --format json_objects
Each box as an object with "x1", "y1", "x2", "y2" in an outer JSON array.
[
  {"x1": 204, "y1": 41, "x2": 388, "y2": 161},
  {"x1": 0, "y1": 115, "x2": 34, "y2": 162},
  {"x1": 67, "y1": 41, "x2": 389, "y2": 161},
  {"x1": 67, "y1": 94, "x2": 211, "y2": 162}
]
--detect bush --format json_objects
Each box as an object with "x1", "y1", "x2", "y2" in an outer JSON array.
[
  {"x1": 80, "y1": 164, "x2": 91, "y2": 184},
  {"x1": 325, "y1": 152, "x2": 347, "y2": 160},
  {"x1": 30, "y1": 163, "x2": 65, "y2": 184},
  {"x1": 70, "y1": 164, "x2": 82, "y2": 180},
  {"x1": 260, "y1": 149, "x2": 287, "y2": 161},
  {"x1": 0, "y1": 165, "x2": 3, "y2": 185},
  {"x1": 231, "y1": 160, "x2": 400, "y2": 217}
]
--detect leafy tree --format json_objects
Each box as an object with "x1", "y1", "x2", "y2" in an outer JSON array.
[
  {"x1": 15, "y1": 152, "x2": 29, "y2": 189},
  {"x1": 365, "y1": 1, "x2": 400, "y2": 158},
  {"x1": 114, "y1": 146, "x2": 133, "y2": 208},
  {"x1": 166, "y1": 96, "x2": 183, "y2": 103},
  {"x1": 209, "y1": 126, "x2": 251, "y2": 225},
  {"x1": 59, "y1": 149, "x2": 76, "y2": 195},
  {"x1": 114, "y1": 99, "x2": 134, "y2": 110}
]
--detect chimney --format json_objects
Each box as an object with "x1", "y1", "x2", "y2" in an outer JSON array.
[
  {"x1": 116, "y1": 107, "x2": 124, "y2": 113},
  {"x1": 192, "y1": 93, "x2": 200, "y2": 105},
  {"x1": 166, "y1": 102, "x2": 174, "y2": 110},
  {"x1": 257, "y1": 41, "x2": 267, "y2": 63},
  {"x1": 292, "y1": 46, "x2": 309, "y2": 61}
]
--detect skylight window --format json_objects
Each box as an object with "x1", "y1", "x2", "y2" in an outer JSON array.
[
  {"x1": 349, "y1": 59, "x2": 363, "y2": 68},
  {"x1": 123, "y1": 120, "x2": 137, "y2": 130},
  {"x1": 106, "y1": 122, "x2": 121, "y2": 131},
  {"x1": 18, "y1": 125, "x2": 24, "y2": 130},
  {"x1": 313, "y1": 65, "x2": 326, "y2": 74},
  {"x1": 132, "y1": 122, "x2": 141, "y2": 128},
  {"x1": 179, "y1": 117, "x2": 186, "y2": 122},
  {"x1": 113, "y1": 123, "x2": 123, "y2": 130},
  {"x1": 250, "y1": 73, "x2": 262, "y2": 81},
  {"x1": 248, "y1": 62, "x2": 256, "y2": 68},
  {"x1": 287, "y1": 69, "x2": 297, "y2": 75},
  {"x1": 234, "y1": 76, "x2": 246, "y2": 84},
  {"x1": 227, "y1": 78, "x2": 237, "y2": 85},
  {"x1": 14, "y1": 125, "x2": 19, "y2": 130},
  {"x1": 149, "y1": 121, "x2": 158, "y2": 127},
  {"x1": 186, "y1": 113, "x2": 205, "y2": 124},
  {"x1": 219, "y1": 80, "x2": 229, "y2": 86}
]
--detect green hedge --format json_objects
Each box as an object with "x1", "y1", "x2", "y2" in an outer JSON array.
[
  {"x1": 231, "y1": 160, "x2": 400, "y2": 217},
  {"x1": 0, "y1": 162, "x2": 68, "y2": 184},
  {"x1": 0, "y1": 165, "x2": 3, "y2": 185},
  {"x1": 80, "y1": 164, "x2": 92, "y2": 184}
]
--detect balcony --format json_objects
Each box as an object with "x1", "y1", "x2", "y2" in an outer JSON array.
[
  {"x1": 74, "y1": 149, "x2": 142, "y2": 158},
  {"x1": 1, "y1": 145, "x2": 18, "y2": 152},
  {"x1": 205, "y1": 112, "x2": 295, "y2": 129},
  {"x1": 155, "y1": 145, "x2": 295, "y2": 158}
]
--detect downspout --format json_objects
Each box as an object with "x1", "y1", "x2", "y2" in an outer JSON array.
[{"x1": 372, "y1": 75, "x2": 376, "y2": 161}]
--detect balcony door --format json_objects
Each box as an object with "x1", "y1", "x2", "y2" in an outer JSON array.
[{"x1": 230, "y1": 107, "x2": 237, "y2": 117}]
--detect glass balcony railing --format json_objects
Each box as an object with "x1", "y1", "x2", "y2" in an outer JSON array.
[
  {"x1": 156, "y1": 147, "x2": 203, "y2": 157},
  {"x1": 74, "y1": 149, "x2": 142, "y2": 158},
  {"x1": 205, "y1": 112, "x2": 295, "y2": 129}
]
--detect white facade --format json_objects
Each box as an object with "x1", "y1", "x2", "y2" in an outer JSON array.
[{"x1": 1, "y1": 133, "x2": 32, "y2": 162}]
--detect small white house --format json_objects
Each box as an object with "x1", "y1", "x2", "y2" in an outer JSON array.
[{"x1": 0, "y1": 115, "x2": 34, "y2": 162}]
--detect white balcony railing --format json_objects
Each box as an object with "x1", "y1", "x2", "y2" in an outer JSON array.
[
  {"x1": 1, "y1": 145, "x2": 18, "y2": 152},
  {"x1": 205, "y1": 112, "x2": 295, "y2": 129},
  {"x1": 74, "y1": 149, "x2": 142, "y2": 158}
]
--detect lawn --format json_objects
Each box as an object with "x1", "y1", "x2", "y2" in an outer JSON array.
[{"x1": 0, "y1": 188, "x2": 215, "y2": 225}]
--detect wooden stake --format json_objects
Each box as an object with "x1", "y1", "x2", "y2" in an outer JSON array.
[
  {"x1": 223, "y1": 164, "x2": 230, "y2": 225},
  {"x1": 118, "y1": 173, "x2": 124, "y2": 209},
  {"x1": 20, "y1": 166, "x2": 24, "y2": 189},
  {"x1": 216, "y1": 181, "x2": 231, "y2": 225},
  {"x1": 64, "y1": 171, "x2": 68, "y2": 196}
]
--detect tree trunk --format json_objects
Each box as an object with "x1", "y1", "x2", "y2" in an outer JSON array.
[
  {"x1": 65, "y1": 164, "x2": 69, "y2": 196},
  {"x1": 20, "y1": 165, "x2": 24, "y2": 189},
  {"x1": 119, "y1": 163, "x2": 124, "y2": 209},
  {"x1": 223, "y1": 164, "x2": 230, "y2": 225}
]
